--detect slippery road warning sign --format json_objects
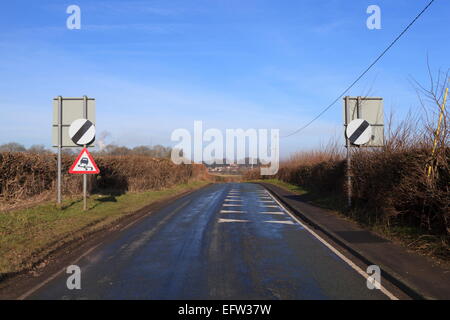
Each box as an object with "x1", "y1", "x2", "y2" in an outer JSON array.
[{"x1": 69, "y1": 148, "x2": 100, "y2": 174}]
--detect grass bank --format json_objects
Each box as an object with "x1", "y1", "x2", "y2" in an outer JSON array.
[{"x1": 0, "y1": 180, "x2": 209, "y2": 276}]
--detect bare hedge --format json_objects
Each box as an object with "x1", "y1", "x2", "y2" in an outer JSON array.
[
  {"x1": 0, "y1": 153, "x2": 206, "y2": 205},
  {"x1": 248, "y1": 147, "x2": 449, "y2": 236}
]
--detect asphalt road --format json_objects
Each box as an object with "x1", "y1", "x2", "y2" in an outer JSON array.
[{"x1": 28, "y1": 183, "x2": 389, "y2": 300}]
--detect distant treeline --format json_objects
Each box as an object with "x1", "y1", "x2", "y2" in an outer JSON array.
[
  {"x1": 0, "y1": 142, "x2": 173, "y2": 158},
  {"x1": 95, "y1": 144, "x2": 172, "y2": 158},
  {"x1": 0, "y1": 143, "x2": 50, "y2": 154}
]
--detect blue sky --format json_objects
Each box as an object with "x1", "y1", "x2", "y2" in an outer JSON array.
[{"x1": 0, "y1": 0, "x2": 448, "y2": 158}]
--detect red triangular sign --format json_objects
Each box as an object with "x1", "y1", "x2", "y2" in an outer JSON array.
[{"x1": 69, "y1": 148, "x2": 100, "y2": 174}]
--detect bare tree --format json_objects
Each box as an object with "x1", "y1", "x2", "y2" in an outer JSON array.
[{"x1": 0, "y1": 142, "x2": 26, "y2": 152}]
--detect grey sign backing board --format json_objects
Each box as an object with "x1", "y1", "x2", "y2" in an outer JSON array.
[
  {"x1": 52, "y1": 98, "x2": 96, "y2": 147},
  {"x1": 343, "y1": 97, "x2": 384, "y2": 147}
]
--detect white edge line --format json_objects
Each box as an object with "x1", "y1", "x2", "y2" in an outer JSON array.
[{"x1": 264, "y1": 188, "x2": 399, "y2": 300}]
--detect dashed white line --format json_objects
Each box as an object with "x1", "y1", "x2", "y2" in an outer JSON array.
[
  {"x1": 259, "y1": 211, "x2": 285, "y2": 215},
  {"x1": 264, "y1": 220, "x2": 295, "y2": 225},
  {"x1": 219, "y1": 218, "x2": 249, "y2": 223}
]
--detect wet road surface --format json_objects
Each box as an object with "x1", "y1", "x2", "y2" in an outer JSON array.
[{"x1": 29, "y1": 183, "x2": 389, "y2": 300}]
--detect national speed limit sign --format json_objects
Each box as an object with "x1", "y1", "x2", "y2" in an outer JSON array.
[
  {"x1": 346, "y1": 119, "x2": 372, "y2": 146},
  {"x1": 69, "y1": 119, "x2": 96, "y2": 146}
]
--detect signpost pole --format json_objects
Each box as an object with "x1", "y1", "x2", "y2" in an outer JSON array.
[
  {"x1": 53, "y1": 97, "x2": 97, "y2": 209},
  {"x1": 344, "y1": 96, "x2": 352, "y2": 208},
  {"x1": 57, "y1": 96, "x2": 62, "y2": 205},
  {"x1": 83, "y1": 95, "x2": 88, "y2": 211}
]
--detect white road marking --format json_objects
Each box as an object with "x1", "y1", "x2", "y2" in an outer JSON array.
[
  {"x1": 222, "y1": 204, "x2": 243, "y2": 207},
  {"x1": 264, "y1": 220, "x2": 295, "y2": 225},
  {"x1": 224, "y1": 199, "x2": 242, "y2": 202},
  {"x1": 259, "y1": 211, "x2": 285, "y2": 215},
  {"x1": 259, "y1": 205, "x2": 279, "y2": 208},
  {"x1": 219, "y1": 218, "x2": 249, "y2": 223},
  {"x1": 263, "y1": 188, "x2": 399, "y2": 300},
  {"x1": 220, "y1": 210, "x2": 246, "y2": 213}
]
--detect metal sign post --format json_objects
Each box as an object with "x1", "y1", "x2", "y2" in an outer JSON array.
[
  {"x1": 68, "y1": 116, "x2": 97, "y2": 210},
  {"x1": 343, "y1": 96, "x2": 384, "y2": 208},
  {"x1": 57, "y1": 96, "x2": 62, "y2": 205},
  {"x1": 83, "y1": 96, "x2": 87, "y2": 211},
  {"x1": 52, "y1": 96, "x2": 96, "y2": 209}
]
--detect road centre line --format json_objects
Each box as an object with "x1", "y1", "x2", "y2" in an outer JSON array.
[
  {"x1": 259, "y1": 211, "x2": 285, "y2": 215},
  {"x1": 264, "y1": 220, "x2": 295, "y2": 225},
  {"x1": 219, "y1": 218, "x2": 249, "y2": 223}
]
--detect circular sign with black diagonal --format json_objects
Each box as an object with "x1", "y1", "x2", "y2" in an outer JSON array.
[
  {"x1": 69, "y1": 119, "x2": 96, "y2": 146},
  {"x1": 346, "y1": 119, "x2": 372, "y2": 145}
]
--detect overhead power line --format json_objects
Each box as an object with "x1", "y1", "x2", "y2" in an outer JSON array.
[{"x1": 282, "y1": 0, "x2": 436, "y2": 138}]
